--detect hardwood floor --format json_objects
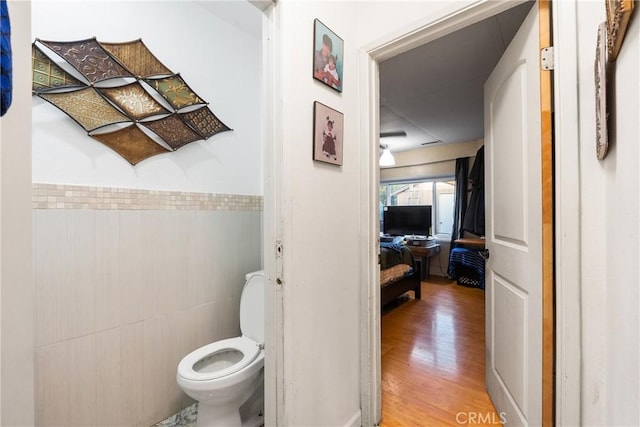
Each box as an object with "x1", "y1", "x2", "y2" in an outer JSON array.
[{"x1": 381, "y1": 276, "x2": 500, "y2": 426}]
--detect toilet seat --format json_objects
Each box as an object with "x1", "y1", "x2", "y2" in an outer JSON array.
[{"x1": 178, "y1": 336, "x2": 260, "y2": 382}]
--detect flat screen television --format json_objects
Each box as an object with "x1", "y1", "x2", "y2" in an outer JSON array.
[{"x1": 383, "y1": 205, "x2": 432, "y2": 237}]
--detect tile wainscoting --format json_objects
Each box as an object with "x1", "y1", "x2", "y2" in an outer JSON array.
[
  {"x1": 33, "y1": 183, "x2": 263, "y2": 211},
  {"x1": 33, "y1": 184, "x2": 263, "y2": 426}
]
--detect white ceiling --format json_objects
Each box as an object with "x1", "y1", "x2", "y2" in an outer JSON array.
[
  {"x1": 379, "y1": 2, "x2": 533, "y2": 153},
  {"x1": 194, "y1": 1, "x2": 263, "y2": 40}
]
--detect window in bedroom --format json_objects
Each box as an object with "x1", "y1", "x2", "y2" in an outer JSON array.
[{"x1": 380, "y1": 179, "x2": 455, "y2": 238}]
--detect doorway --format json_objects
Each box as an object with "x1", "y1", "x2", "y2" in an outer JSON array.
[{"x1": 362, "y1": 1, "x2": 555, "y2": 425}]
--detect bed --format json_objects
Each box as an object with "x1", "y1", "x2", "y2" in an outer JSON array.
[{"x1": 380, "y1": 243, "x2": 421, "y2": 306}]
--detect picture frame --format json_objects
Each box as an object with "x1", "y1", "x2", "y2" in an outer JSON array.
[
  {"x1": 606, "y1": 0, "x2": 635, "y2": 61},
  {"x1": 313, "y1": 19, "x2": 344, "y2": 92},
  {"x1": 313, "y1": 101, "x2": 344, "y2": 166},
  {"x1": 595, "y1": 22, "x2": 609, "y2": 160}
]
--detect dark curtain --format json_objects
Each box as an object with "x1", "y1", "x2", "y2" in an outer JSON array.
[
  {"x1": 463, "y1": 146, "x2": 485, "y2": 236},
  {"x1": 450, "y1": 157, "x2": 469, "y2": 244}
]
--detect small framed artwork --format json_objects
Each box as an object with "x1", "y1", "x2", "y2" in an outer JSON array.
[
  {"x1": 606, "y1": 0, "x2": 635, "y2": 61},
  {"x1": 313, "y1": 19, "x2": 344, "y2": 92},
  {"x1": 595, "y1": 22, "x2": 609, "y2": 160},
  {"x1": 313, "y1": 101, "x2": 344, "y2": 166}
]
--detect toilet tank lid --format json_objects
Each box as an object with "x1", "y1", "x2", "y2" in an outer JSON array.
[
  {"x1": 245, "y1": 270, "x2": 264, "y2": 281},
  {"x1": 240, "y1": 271, "x2": 264, "y2": 345}
]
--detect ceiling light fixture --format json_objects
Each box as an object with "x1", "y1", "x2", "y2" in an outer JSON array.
[
  {"x1": 379, "y1": 144, "x2": 395, "y2": 167},
  {"x1": 379, "y1": 130, "x2": 404, "y2": 167}
]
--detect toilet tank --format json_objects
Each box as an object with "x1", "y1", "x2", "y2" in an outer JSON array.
[{"x1": 240, "y1": 270, "x2": 264, "y2": 345}]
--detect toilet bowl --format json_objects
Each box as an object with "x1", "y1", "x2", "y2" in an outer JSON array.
[{"x1": 177, "y1": 271, "x2": 265, "y2": 427}]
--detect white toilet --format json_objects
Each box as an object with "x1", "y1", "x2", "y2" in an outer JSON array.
[{"x1": 177, "y1": 271, "x2": 265, "y2": 427}]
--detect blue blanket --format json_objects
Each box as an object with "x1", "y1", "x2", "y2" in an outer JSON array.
[
  {"x1": 448, "y1": 247, "x2": 485, "y2": 289},
  {"x1": 0, "y1": 0, "x2": 11, "y2": 116}
]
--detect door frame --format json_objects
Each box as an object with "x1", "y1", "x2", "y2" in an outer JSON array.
[
  {"x1": 259, "y1": 2, "x2": 285, "y2": 426},
  {"x1": 357, "y1": 1, "x2": 582, "y2": 425}
]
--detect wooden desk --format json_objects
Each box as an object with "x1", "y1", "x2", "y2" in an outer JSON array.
[
  {"x1": 454, "y1": 238, "x2": 485, "y2": 248},
  {"x1": 407, "y1": 243, "x2": 441, "y2": 280}
]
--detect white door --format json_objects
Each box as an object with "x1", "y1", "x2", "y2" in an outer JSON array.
[{"x1": 484, "y1": 5, "x2": 543, "y2": 427}]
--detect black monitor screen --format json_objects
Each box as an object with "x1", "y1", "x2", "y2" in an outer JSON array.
[{"x1": 383, "y1": 205, "x2": 432, "y2": 236}]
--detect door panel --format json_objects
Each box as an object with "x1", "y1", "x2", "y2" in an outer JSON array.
[
  {"x1": 485, "y1": 4, "x2": 542, "y2": 426},
  {"x1": 491, "y1": 63, "x2": 528, "y2": 247},
  {"x1": 493, "y1": 273, "x2": 528, "y2": 414}
]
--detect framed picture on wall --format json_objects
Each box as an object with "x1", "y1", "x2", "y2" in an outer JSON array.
[
  {"x1": 313, "y1": 19, "x2": 344, "y2": 92},
  {"x1": 313, "y1": 101, "x2": 344, "y2": 166}
]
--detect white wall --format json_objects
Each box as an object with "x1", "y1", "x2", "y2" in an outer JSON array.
[
  {"x1": 380, "y1": 139, "x2": 482, "y2": 182},
  {"x1": 32, "y1": 0, "x2": 263, "y2": 195},
  {"x1": 356, "y1": 1, "x2": 475, "y2": 50},
  {"x1": 273, "y1": 2, "x2": 362, "y2": 425},
  {"x1": 0, "y1": 1, "x2": 35, "y2": 425},
  {"x1": 576, "y1": 1, "x2": 639, "y2": 425}
]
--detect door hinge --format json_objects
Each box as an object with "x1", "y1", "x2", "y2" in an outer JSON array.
[
  {"x1": 541, "y1": 46, "x2": 554, "y2": 71},
  {"x1": 275, "y1": 240, "x2": 284, "y2": 286}
]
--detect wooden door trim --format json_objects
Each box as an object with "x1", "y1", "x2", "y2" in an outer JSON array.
[{"x1": 538, "y1": 1, "x2": 555, "y2": 426}]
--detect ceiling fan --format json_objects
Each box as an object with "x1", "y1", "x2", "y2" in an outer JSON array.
[{"x1": 379, "y1": 131, "x2": 407, "y2": 138}]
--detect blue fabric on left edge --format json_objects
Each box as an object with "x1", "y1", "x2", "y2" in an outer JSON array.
[{"x1": 0, "y1": 0, "x2": 12, "y2": 117}]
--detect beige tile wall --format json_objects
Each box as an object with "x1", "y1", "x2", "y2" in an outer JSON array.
[
  {"x1": 33, "y1": 185, "x2": 263, "y2": 426},
  {"x1": 33, "y1": 183, "x2": 263, "y2": 211}
]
